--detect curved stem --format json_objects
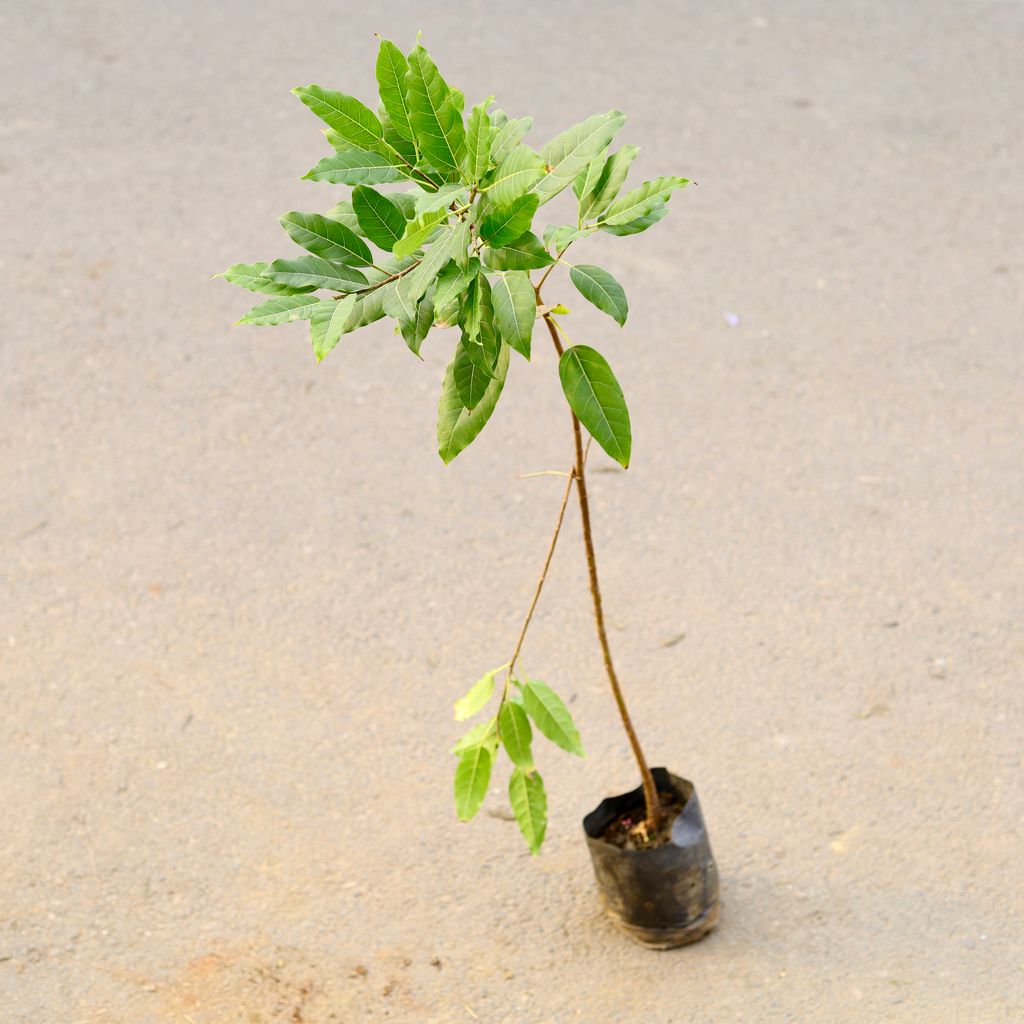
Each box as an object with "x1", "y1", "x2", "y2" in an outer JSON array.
[
  {"x1": 500, "y1": 462, "x2": 577, "y2": 704},
  {"x1": 378, "y1": 138, "x2": 440, "y2": 191},
  {"x1": 536, "y1": 239, "x2": 575, "y2": 293},
  {"x1": 537, "y1": 294, "x2": 662, "y2": 831},
  {"x1": 334, "y1": 256, "x2": 422, "y2": 300}
]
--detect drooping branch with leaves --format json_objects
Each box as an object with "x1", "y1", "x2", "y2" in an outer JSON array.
[{"x1": 221, "y1": 36, "x2": 689, "y2": 853}]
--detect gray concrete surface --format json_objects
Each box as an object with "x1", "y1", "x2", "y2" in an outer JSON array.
[{"x1": 3, "y1": 2, "x2": 1022, "y2": 1021}]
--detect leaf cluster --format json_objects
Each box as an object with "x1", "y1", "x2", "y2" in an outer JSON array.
[
  {"x1": 221, "y1": 36, "x2": 689, "y2": 469},
  {"x1": 452, "y1": 670, "x2": 585, "y2": 853}
]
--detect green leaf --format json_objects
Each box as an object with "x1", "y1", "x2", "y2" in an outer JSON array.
[
  {"x1": 381, "y1": 273, "x2": 421, "y2": 323},
  {"x1": 400, "y1": 292, "x2": 434, "y2": 357},
  {"x1": 460, "y1": 273, "x2": 498, "y2": 366},
  {"x1": 573, "y1": 147, "x2": 608, "y2": 207},
  {"x1": 484, "y1": 145, "x2": 545, "y2": 207},
  {"x1": 325, "y1": 199, "x2": 364, "y2": 236},
  {"x1": 451, "y1": 716, "x2": 498, "y2": 756},
  {"x1": 302, "y1": 148, "x2": 405, "y2": 186},
  {"x1": 264, "y1": 255, "x2": 367, "y2": 292},
  {"x1": 323, "y1": 128, "x2": 349, "y2": 151},
  {"x1": 601, "y1": 202, "x2": 669, "y2": 236},
  {"x1": 413, "y1": 182, "x2": 468, "y2": 216},
  {"x1": 293, "y1": 85, "x2": 383, "y2": 150},
  {"x1": 601, "y1": 176, "x2": 689, "y2": 225},
  {"x1": 437, "y1": 343, "x2": 510, "y2": 463},
  {"x1": 490, "y1": 114, "x2": 533, "y2": 163},
  {"x1": 569, "y1": 264, "x2": 628, "y2": 326},
  {"x1": 508, "y1": 768, "x2": 547, "y2": 854},
  {"x1": 453, "y1": 341, "x2": 493, "y2": 409},
  {"x1": 558, "y1": 345, "x2": 631, "y2": 467},
  {"x1": 279, "y1": 211, "x2": 373, "y2": 266},
  {"x1": 543, "y1": 224, "x2": 594, "y2": 253},
  {"x1": 578, "y1": 144, "x2": 640, "y2": 222},
  {"x1": 406, "y1": 45, "x2": 466, "y2": 175},
  {"x1": 454, "y1": 745, "x2": 492, "y2": 821},
  {"x1": 237, "y1": 294, "x2": 322, "y2": 326},
  {"x1": 393, "y1": 207, "x2": 448, "y2": 260},
  {"x1": 498, "y1": 701, "x2": 534, "y2": 771},
  {"x1": 530, "y1": 111, "x2": 626, "y2": 206},
  {"x1": 352, "y1": 186, "x2": 406, "y2": 252},
  {"x1": 345, "y1": 289, "x2": 389, "y2": 331},
  {"x1": 479, "y1": 194, "x2": 540, "y2": 248},
  {"x1": 388, "y1": 192, "x2": 418, "y2": 220},
  {"x1": 453, "y1": 335, "x2": 494, "y2": 409},
  {"x1": 521, "y1": 679, "x2": 585, "y2": 757},
  {"x1": 454, "y1": 668, "x2": 499, "y2": 721},
  {"x1": 490, "y1": 271, "x2": 535, "y2": 359},
  {"x1": 451, "y1": 219, "x2": 473, "y2": 269},
  {"x1": 472, "y1": 312, "x2": 501, "y2": 373},
  {"x1": 464, "y1": 99, "x2": 495, "y2": 184},
  {"x1": 217, "y1": 262, "x2": 314, "y2": 296},
  {"x1": 310, "y1": 295, "x2": 358, "y2": 361},
  {"x1": 433, "y1": 259, "x2": 476, "y2": 326},
  {"x1": 406, "y1": 219, "x2": 468, "y2": 302},
  {"x1": 482, "y1": 231, "x2": 553, "y2": 271},
  {"x1": 375, "y1": 39, "x2": 415, "y2": 143},
  {"x1": 379, "y1": 113, "x2": 421, "y2": 173}
]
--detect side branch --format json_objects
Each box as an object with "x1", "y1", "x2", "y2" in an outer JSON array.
[{"x1": 500, "y1": 462, "x2": 577, "y2": 701}]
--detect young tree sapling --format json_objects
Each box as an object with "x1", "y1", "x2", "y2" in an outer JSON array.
[{"x1": 220, "y1": 36, "x2": 690, "y2": 853}]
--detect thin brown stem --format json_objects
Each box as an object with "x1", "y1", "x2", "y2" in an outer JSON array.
[
  {"x1": 535, "y1": 239, "x2": 575, "y2": 293},
  {"x1": 537, "y1": 298, "x2": 662, "y2": 831},
  {"x1": 380, "y1": 140, "x2": 439, "y2": 190},
  {"x1": 501, "y1": 462, "x2": 577, "y2": 701},
  {"x1": 333, "y1": 257, "x2": 422, "y2": 300}
]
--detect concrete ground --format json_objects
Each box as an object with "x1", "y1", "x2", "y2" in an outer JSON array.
[{"x1": 2, "y1": 2, "x2": 1022, "y2": 1021}]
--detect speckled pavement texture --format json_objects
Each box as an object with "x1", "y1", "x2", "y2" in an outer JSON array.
[{"x1": 2, "y1": 2, "x2": 1022, "y2": 1021}]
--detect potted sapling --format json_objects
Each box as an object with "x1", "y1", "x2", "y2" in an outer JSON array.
[{"x1": 220, "y1": 36, "x2": 719, "y2": 948}]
